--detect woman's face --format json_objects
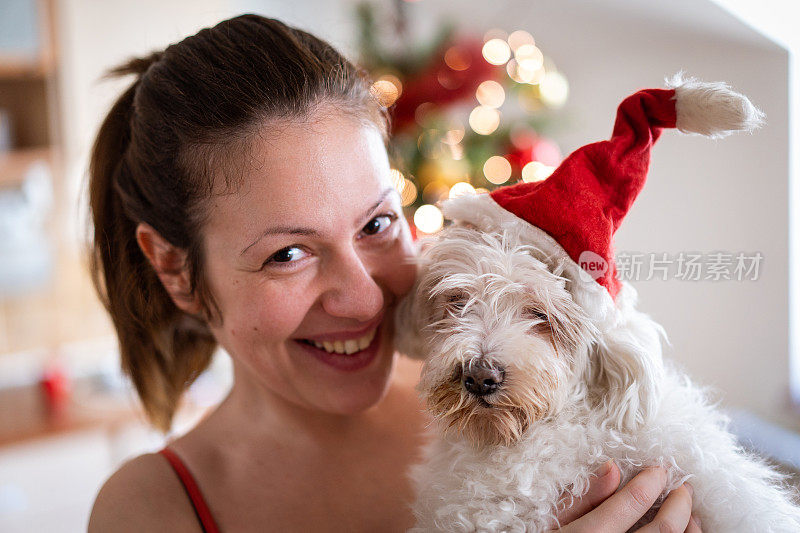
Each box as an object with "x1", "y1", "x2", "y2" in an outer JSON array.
[{"x1": 200, "y1": 107, "x2": 417, "y2": 415}]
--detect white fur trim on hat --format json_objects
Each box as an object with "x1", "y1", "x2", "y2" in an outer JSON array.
[{"x1": 666, "y1": 72, "x2": 765, "y2": 139}]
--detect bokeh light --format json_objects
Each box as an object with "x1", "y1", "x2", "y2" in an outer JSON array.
[
  {"x1": 449, "y1": 181, "x2": 477, "y2": 199},
  {"x1": 444, "y1": 46, "x2": 471, "y2": 71},
  {"x1": 422, "y1": 180, "x2": 450, "y2": 204},
  {"x1": 390, "y1": 169, "x2": 405, "y2": 193},
  {"x1": 522, "y1": 161, "x2": 556, "y2": 182},
  {"x1": 468, "y1": 106, "x2": 500, "y2": 135},
  {"x1": 514, "y1": 44, "x2": 544, "y2": 72},
  {"x1": 476, "y1": 80, "x2": 505, "y2": 108},
  {"x1": 370, "y1": 74, "x2": 402, "y2": 107},
  {"x1": 540, "y1": 71, "x2": 569, "y2": 107},
  {"x1": 483, "y1": 156, "x2": 512, "y2": 184},
  {"x1": 507, "y1": 30, "x2": 535, "y2": 52},
  {"x1": 482, "y1": 39, "x2": 511, "y2": 65},
  {"x1": 414, "y1": 204, "x2": 444, "y2": 233},
  {"x1": 400, "y1": 178, "x2": 418, "y2": 206}
]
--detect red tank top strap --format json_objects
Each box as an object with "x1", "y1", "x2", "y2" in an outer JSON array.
[{"x1": 159, "y1": 447, "x2": 221, "y2": 533}]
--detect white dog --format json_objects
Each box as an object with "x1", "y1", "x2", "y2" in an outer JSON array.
[{"x1": 396, "y1": 77, "x2": 800, "y2": 532}]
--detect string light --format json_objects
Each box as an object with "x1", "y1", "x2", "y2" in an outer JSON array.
[
  {"x1": 390, "y1": 169, "x2": 406, "y2": 193},
  {"x1": 540, "y1": 71, "x2": 569, "y2": 107},
  {"x1": 414, "y1": 204, "x2": 444, "y2": 233},
  {"x1": 449, "y1": 181, "x2": 477, "y2": 199},
  {"x1": 483, "y1": 156, "x2": 512, "y2": 184},
  {"x1": 400, "y1": 179, "x2": 418, "y2": 206},
  {"x1": 371, "y1": 74, "x2": 403, "y2": 107},
  {"x1": 469, "y1": 106, "x2": 500, "y2": 135},
  {"x1": 506, "y1": 59, "x2": 523, "y2": 83},
  {"x1": 444, "y1": 46, "x2": 471, "y2": 71},
  {"x1": 482, "y1": 39, "x2": 511, "y2": 65},
  {"x1": 476, "y1": 80, "x2": 505, "y2": 108},
  {"x1": 522, "y1": 161, "x2": 556, "y2": 182},
  {"x1": 442, "y1": 127, "x2": 465, "y2": 145},
  {"x1": 507, "y1": 30, "x2": 535, "y2": 52},
  {"x1": 514, "y1": 44, "x2": 544, "y2": 72},
  {"x1": 422, "y1": 180, "x2": 450, "y2": 204}
]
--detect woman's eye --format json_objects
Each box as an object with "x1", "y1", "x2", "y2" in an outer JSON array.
[
  {"x1": 361, "y1": 214, "x2": 396, "y2": 237},
  {"x1": 263, "y1": 246, "x2": 307, "y2": 268}
]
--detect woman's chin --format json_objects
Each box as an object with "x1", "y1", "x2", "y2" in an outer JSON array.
[{"x1": 295, "y1": 340, "x2": 397, "y2": 415}]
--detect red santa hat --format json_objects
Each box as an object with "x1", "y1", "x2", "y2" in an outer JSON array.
[{"x1": 441, "y1": 74, "x2": 763, "y2": 313}]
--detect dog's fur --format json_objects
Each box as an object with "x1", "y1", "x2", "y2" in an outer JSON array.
[{"x1": 396, "y1": 220, "x2": 800, "y2": 532}]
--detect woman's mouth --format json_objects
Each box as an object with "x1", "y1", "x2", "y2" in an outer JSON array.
[
  {"x1": 304, "y1": 327, "x2": 377, "y2": 355},
  {"x1": 295, "y1": 325, "x2": 382, "y2": 372}
]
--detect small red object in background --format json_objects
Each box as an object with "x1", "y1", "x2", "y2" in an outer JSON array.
[
  {"x1": 40, "y1": 361, "x2": 71, "y2": 417},
  {"x1": 408, "y1": 219, "x2": 418, "y2": 240}
]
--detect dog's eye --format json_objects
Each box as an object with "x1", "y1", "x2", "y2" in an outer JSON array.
[
  {"x1": 444, "y1": 291, "x2": 467, "y2": 311},
  {"x1": 523, "y1": 307, "x2": 549, "y2": 322}
]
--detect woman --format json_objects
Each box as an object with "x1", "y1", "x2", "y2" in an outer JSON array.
[{"x1": 87, "y1": 14, "x2": 699, "y2": 532}]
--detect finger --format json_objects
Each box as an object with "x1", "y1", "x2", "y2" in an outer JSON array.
[
  {"x1": 634, "y1": 483, "x2": 693, "y2": 533},
  {"x1": 685, "y1": 514, "x2": 702, "y2": 533},
  {"x1": 568, "y1": 466, "x2": 667, "y2": 532},
  {"x1": 555, "y1": 461, "x2": 621, "y2": 526}
]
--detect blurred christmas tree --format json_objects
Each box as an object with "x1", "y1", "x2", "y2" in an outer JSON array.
[{"x1": 355, "y1": 0, "x2": 570, "y2": 235}]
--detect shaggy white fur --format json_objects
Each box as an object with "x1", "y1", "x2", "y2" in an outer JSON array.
[
  {"x1": 398, "y1": 228, "x2": 800, "y2": 532},
  {"x1": 395, "y1": 79, "x2": 800, "y2": 532}
]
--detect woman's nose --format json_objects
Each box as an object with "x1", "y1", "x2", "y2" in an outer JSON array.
[{"x1": 319, "y1": 248, "x2": 384, "y2": 321}]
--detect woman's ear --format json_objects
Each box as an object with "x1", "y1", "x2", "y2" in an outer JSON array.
[{"x1": 135, "y1": 222, "x2": 202, "y2": 315}]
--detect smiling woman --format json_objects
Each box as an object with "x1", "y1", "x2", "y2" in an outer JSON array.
[{"x1": 86, "y1": 14, "x2": 699, "y2": 533}]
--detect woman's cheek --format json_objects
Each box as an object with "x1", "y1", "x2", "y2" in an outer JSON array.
[{"x1": 230, "y1": 282, "x2": 313, "y2": 341}]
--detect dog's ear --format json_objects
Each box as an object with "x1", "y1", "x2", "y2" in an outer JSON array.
[
  {"x1": 587, "y1": 304, "x2": 666, "y2": 430},
  {"x1": 394, "y1": 289, "x2": 426, "y2": 360},
  {"x1": 394, "y1": 272, "x2": 444, "y2": 360}
]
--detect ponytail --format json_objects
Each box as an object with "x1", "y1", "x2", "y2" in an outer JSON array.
[{"x1": 88, "y1": 53, "x2": 216, "y2": 433}]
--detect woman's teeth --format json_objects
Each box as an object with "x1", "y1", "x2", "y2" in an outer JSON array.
[{"x1": 310, "y1": 328, "x2": 377, "y2": 355}]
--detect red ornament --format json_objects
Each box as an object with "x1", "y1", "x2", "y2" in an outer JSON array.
[
  {"x1": 40, "y1": 361, "x2": 71, "y2": 416},
  {"x1": 390, "y1": 37, "x2": 504, "y2": 134},
  {"x1": 505, "y1": 134, "x2": 562, "y2": 176}
]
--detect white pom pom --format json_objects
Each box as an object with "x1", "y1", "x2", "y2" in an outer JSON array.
[{"x1": 665, "y1": 71, "x2": 765, "y2": 139}]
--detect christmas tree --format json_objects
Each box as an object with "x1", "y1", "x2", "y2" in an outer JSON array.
[{"x1": 355, "y1": 0, "x2": 570, "y2": 235}]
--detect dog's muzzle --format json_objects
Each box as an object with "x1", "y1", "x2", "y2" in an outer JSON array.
[{"x1": 462, "y1": 360, "x2": 505, "y2": 397}]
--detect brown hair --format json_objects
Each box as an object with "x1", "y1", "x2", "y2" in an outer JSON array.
[{"x1": 88, "y1": 14, "x2": 389, "y2": 432}]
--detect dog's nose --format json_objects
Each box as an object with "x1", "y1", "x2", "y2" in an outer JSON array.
[{"x1": 462, "y1": 363, "x2": 505, "y2": 396}]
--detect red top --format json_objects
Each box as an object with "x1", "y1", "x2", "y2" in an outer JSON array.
[{"x1": 159, "y1": 447, "x2": 221, "y2": 533}]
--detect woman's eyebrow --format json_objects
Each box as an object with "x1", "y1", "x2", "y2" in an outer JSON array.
[
  {"x1": 240, "y1": 226, "x2": 319, "y2": 255},
  {"x1": 359, "y1": 187, "x2": 395, "y2": 223},
  {"x1": 240, "y1": 186, "x2": 397, "y2": 256}
]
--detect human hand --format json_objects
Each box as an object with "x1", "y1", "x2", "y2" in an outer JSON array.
[{"x1": 550, "y1": 462, "x2": 702, "y2": 532}]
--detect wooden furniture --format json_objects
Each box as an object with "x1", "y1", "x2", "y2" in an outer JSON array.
[{"x1": 0, "y1": 0, "x2": 60, "y2": 190}]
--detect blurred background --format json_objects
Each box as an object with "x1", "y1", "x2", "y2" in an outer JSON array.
[{"x1": 0, "y1": 0, "x2": 798, "y2": 530}]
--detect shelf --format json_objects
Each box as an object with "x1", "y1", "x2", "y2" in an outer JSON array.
[
  {"x1": 0, "y1": 146, "x2": 54, "y2": 189},
  {"x1": 0, "y1": 55, "x2": 51, "y2": 80}
]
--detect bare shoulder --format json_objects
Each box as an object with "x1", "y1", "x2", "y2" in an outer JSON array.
[{"x1": 88, "y1": 452, "x2": 199, "y2": 533}]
